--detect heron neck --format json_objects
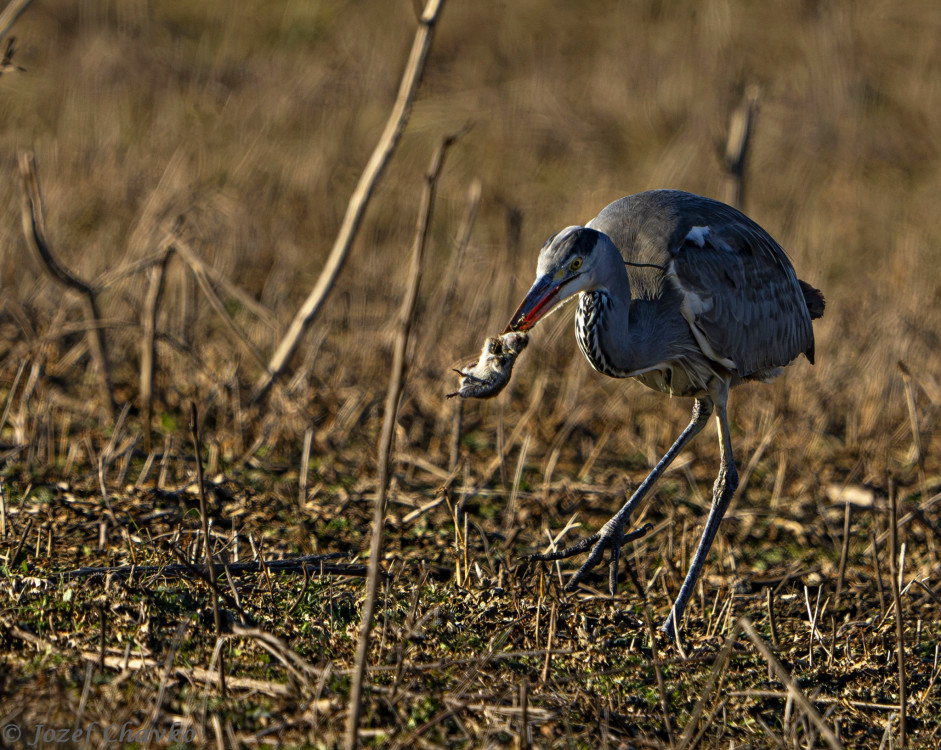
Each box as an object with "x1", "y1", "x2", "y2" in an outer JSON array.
[{"x1": 577, "y1": 267, "x2": 675, "y2": 378}]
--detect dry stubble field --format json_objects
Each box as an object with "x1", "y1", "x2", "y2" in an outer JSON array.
[{"x1": 2, "y1": 1, "x2": 941, "y2": 747}]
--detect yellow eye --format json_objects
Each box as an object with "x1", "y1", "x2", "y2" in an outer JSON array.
[{"x1": 570, "y1": 258, "x2": 583, "y2": 271}]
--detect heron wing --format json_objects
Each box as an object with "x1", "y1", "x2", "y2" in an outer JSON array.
[{"x1": 667, "y1": 219, "x2": 814, "y2": 377}]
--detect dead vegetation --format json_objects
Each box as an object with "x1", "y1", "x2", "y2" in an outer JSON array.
[{"x1": 2, "y1": 0, "x2": 941, "y2": 747}]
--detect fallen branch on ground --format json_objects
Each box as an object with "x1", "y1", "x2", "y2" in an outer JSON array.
[{"x1": 51, "y1": 553, "x2": 370, "y2": 582}]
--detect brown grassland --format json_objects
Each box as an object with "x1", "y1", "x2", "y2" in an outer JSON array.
[{"x1": 2, "y1": 0, "x2": 941, "y2": 747}]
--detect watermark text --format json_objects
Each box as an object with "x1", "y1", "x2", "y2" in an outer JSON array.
[{"x1": 2, "y1": 721, "x2": 196, "y2": 747}]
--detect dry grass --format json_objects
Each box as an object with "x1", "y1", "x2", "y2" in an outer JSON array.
[{"x1": 2, "y1": 0, "x2": 941, "y2": 747}]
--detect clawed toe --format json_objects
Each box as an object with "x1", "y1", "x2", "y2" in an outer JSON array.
[
  {"x1": 526, "y1": 522, "x2": 654, "y2": 594},
  {"x1": 525, "y1": 533, "x2": 601, "y2": 563}
]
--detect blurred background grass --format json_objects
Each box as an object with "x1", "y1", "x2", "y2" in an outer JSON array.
[{"x1": 1, "y1": 0, "x2": 939, "y2": 484}]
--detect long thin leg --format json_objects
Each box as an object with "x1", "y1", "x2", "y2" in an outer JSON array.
[
  {"x1": 661, "y1": 394, "x2": 739, "y2": 637},
  {"x1": 529, "y1": 397, "x2": 715, "y2": 595}
]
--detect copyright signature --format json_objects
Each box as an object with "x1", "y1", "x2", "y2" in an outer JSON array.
[
  {"x1": 1, "y1": 721, "x2": 196, "y2": 747},
  {"x1": 2, "y1": 724, "x2": 21, "y2": 743}
]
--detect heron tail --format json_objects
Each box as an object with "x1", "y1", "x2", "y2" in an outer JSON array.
[{"x1": 799, "y1": 279, "x2": 826, "y2": 320}]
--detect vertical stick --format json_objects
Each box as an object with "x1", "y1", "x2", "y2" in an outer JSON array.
[
  {"x1": 344, "y1": 131, "x2": 461, "y2": 750},
  {"x1": 141, "y1": 248, "x2": 172, "y2": 452}
]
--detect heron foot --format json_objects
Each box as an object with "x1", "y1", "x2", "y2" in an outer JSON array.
[{"x1": 526, "y1": 521, "x2": 654, "y2": 595}]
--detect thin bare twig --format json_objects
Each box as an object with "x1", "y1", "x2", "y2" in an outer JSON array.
[
  {"x1": 253, "y1": 0, "x2": 448, "y2": 403},
  {"x1": 344, "y1": 128, "x2": 460, "y2": 750}
]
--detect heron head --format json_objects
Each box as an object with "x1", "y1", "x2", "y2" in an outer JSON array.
[{"x1": 505, "y1": 226, "x2": 616, "y2": 332}]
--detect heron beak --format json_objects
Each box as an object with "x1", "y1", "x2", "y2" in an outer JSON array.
[{"x1": 504, "y1": 272, "x2": 567, "y2": 333}]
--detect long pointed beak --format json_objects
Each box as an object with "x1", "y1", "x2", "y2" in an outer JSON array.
[{"x1": 504, "y1": 273, "x2": 566, "y2": 333}]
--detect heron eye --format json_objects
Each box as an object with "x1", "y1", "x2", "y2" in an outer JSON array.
[{"x1": 570, "y1": 258, "x2": 583, "y2": 271}]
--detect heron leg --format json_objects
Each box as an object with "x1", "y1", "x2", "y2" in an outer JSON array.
[
  {"x1": 661, "y1": 394, "x2": 739, "y2": 638},
  {"x1": 529, "y1": 397, "x2": 714, "y2": 592}
]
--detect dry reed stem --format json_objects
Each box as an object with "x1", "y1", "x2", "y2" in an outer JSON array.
[
  {"x1": 18, "y1": 152, "x2": 117, "y2": 420},
  {"x1": 344, "y1": 129, "x2": 459, "y2": 750},
  {"x1": 253, "y1": 0, "x2": 448, "y2": 403}
]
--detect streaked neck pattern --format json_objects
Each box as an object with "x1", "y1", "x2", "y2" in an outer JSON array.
[{"x1": 576, "y1": 290, "x2": 628, "y2": 378}]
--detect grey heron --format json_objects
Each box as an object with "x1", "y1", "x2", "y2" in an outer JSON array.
[{"x1": 505, "y1": 190, "x2": 825, "y2": 637}]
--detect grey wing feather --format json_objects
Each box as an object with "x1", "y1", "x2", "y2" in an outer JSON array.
[{"x1": 668, "y1": 219, "x2": 814, "y2": 377}]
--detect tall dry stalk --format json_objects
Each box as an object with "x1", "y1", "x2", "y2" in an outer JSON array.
[
  {"x1": 253, "y1": 0, "x2": 448, "y2": 403},
  {"x1": 344, "y1": 131, "x2": 460, "y2": 750}
]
